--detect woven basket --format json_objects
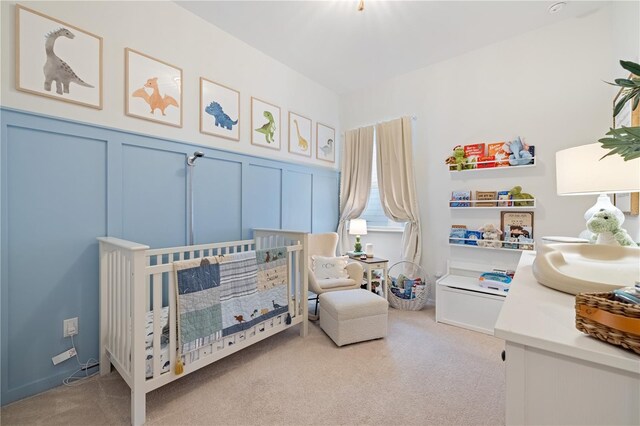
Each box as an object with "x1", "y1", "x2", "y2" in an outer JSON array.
[
  {"x1": 575, "y1": 292, "x2": 640, "y2": 355},
  {"x1": 388, "y1": 261, "x2": 430, "y2": 311}
]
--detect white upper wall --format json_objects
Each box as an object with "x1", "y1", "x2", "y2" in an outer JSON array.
[
  {"x1": 341, "y1": 4, "x2": 636, "y2": 275},
  {"x1": 0, "y1": 1, "x2": 341, "y2": 169}
]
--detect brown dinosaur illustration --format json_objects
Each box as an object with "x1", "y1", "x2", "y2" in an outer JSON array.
[{"x1": 132, "y1": 77, "x2": 179, "y2": 116}]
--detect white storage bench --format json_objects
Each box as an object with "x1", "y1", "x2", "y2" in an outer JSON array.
[
  {"x1": 319, "y1": 289, "x2": 388, "y2": 346},
  {"x1": 435, "y1": 260, "x2": 509, "y2": 335}
]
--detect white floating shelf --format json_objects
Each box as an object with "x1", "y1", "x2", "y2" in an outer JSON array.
[
  {"x1": 449, "y1": 199, "x2": 536, "y2": 209},
  {"x1": 448, "y1": 160, "x2": 536, "y2": 173},
  {"x1": 448, "y1": 240, "x2": 535, "y2": 252}
]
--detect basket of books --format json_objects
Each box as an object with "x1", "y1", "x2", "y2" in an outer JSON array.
[
  {"x1": 388, "y1": 261, "x2": 429, "y2": 311},
  {"x1": 575, "y1": 288, "x2": 640, "y2": 355}
]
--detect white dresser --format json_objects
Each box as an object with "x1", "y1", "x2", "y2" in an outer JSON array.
[{"x1": 495, "y1": 252, "x2": 640, "y2": 425}]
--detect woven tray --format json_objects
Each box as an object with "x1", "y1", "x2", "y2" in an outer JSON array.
[{"x1": 575, "y1": 292, "x2": 640, "y2": 355}]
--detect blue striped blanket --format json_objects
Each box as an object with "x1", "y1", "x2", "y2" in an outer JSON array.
[{"x1": 174, "y1": 248, "x2": 289, "y2": 354}]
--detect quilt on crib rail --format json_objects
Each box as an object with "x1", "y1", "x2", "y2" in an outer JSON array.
[{"x1": 174, "y1": 248, "x2": 289, "y2": 354}]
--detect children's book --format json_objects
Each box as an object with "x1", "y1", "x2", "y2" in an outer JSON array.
[
  {"x1": 475, "y1": 191, "x2": 497, "y2": 207},
  {"x1": 487, "y1": 142, "x2": 509, "y2": 167},
  {"x1": 465, "y1": 230, "x2": 482, "y2": 246},
  {"x1": 450, "y1": 191, "x2": 471, "y2": 207},
  {"x1": 497, "y1": 190, "x2": 512, "y2": 207},
  {"x1": 449, "y1": 225, "x2": 467, "y2": 244},
  {"x1": 463, "y1": 144, "x2": 485, "y2": 170},
  {"x1": 477, "y1": 155, "x2": 495, "y2": 168}
]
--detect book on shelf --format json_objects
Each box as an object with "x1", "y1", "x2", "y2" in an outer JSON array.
[
  {"x1": 449, "y1": 225, "x2": 467, "y2": 244},
  {"x1": 475, "y1": 191, "x2": 497, "y2": 207},
  {"x1": 464, "y1": 143, "x2": 485, "y2": 169},
  {"x1": 487, "y1": 142, "x2": 509, "y2": 167},
  {"x1": 465, "y1": 230, "x2": 482, "y2": 246},
  {"x1": 497, "y1": 190, "x2": 512, "y2": 207},
  {"x1": 477, "y1": 155, "x2": 495, "y2": 168},
  {"x1": 450, "y1": 190, "x2": 471, "y2": 207}
]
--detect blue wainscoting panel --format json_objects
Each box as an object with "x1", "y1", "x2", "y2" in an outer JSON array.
[
  {"x1": 282, "y1": 170, "x2": 312, "y2": 232},
  {"x1": 122, "y1": 144, "x2": 186, "y2": 248},
  {"x1": 0, "y1": 107, "x2": 339, "y2": 405},
  {"x1": 243, "y1": 164, "x2": 282, "y2": 235},
  {"x1": 193, "y1": 157, "x2": 242, "y2": 244},
  {"x1": 312, "y1": 174, "x2": 340, "y2": 232},
  {"x1": 4, "y1": 125, "x2": 106, "y2": 402}
]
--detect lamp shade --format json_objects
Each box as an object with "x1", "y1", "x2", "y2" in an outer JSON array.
[
  {"x1": 349, "y1": 218, "x2": 368, "y2": 235},
  {"x1": 556, "y1": 143, "x2": 640, "y2": 195}
]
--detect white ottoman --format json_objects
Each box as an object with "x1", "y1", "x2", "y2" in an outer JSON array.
[{"x1": 319, "y1": 289, "x2": 388, "y2": 346}]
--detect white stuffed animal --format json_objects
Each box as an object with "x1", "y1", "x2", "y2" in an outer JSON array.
[{"x1": 477, "y1": 223, "x2": 503, "y2": 248}]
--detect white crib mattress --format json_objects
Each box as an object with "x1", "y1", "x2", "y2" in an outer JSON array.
[{"x1": 145, "y1": 306, "x2": 170, "y2": 378}]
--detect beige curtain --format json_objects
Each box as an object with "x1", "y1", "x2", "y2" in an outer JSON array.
[
  {"x1": 337, "y1": 126, "x2": 374, "y2": 255},
  {"x1": 376, "y1": 117, "x2": 422, "y2": 263}
]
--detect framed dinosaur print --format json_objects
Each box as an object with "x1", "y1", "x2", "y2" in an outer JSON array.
[
  {"x1": 316, "y1": 123, "x2": 336, "y2": 163},
  {"x1": 200, "y1": 77, "x2": 240, "y2": 141},
  {"x1": 125, "y1": 48, "x2": 182, "y2": 127},
  {"x1": 16, "y1": 4, "x2": 103, "y2": 109},
  {"x1": 251, "y1": 97, "x2": 281, "y2": 150},
  {"x1": 288, "y1": 112, "x2": 312, "y2": 157}
]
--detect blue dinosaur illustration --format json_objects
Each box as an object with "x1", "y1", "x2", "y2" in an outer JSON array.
[{"x1": 205, "y1": 101, "x2": 238, "y2": 130}]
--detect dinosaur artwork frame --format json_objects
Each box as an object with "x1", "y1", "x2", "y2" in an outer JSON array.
[
  {"x1": 125, "y1": 48, "x2": 182, "y2": 128},
  {"x1": 200, "y1": 77, "x2": 240, "y2": 141},
  {"x1": 316, "y1": 123, "x2": 336, "y2": 163},
  {"x1": 251, "y1": 97, "x2": 281, "y2": 151},
  {"x1": 15, "y1": 4, "x2": 103, "y2": 109},
  {"x1": 288, "y1": 112, "x2": 312, "y2": 157}
]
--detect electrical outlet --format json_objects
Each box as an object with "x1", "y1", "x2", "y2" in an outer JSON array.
[{"x1": 63, "y1": 317, "x2": 78, "y2": 337}]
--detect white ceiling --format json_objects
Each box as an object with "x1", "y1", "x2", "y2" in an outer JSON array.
[{"x1": 176, "y1": 1, "x2": 607, "y2": 94}]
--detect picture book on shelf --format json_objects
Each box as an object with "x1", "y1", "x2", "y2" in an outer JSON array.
[
  {"x1": 465, "y1": 230, "x2": 482, "y2": 246},
  {"x1": 463, "y1": 143, "x2": 485, "y2": 169},
  {"x1": 477, "y1": 155, "x2": 495, "y2": 168},
  {"x1": 497, "y1": 190, "x2": 512, "y2": 207},
  {"x1": 475, "y1": 191, "x2": 497, "y2": 207},
  {"x1": 487, "y1": 142, "x2": 509, "y2": 167},
  {"x1": 449, "y1": 225, "x2": 467, "y2": 244},
  {"x1": 450, "y1": 191, "x2": 471, "y2": 207}
]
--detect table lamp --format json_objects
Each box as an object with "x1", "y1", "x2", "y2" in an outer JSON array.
[
  {"x1": 349, "y1": 218, "x2": 368, "y2": 254},
  {"x1": 556, "y1": 143, "x2": 640, "y2": 239},
  {"x1": 531, "y1": 143, "x2": 640, "y2": 295}
]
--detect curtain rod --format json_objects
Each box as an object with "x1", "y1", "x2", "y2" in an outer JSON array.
[{"x1": 341, "y1": 115, "x2": 417, "y2": 137}]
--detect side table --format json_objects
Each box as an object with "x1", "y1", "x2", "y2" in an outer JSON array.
[{"x1": 348, "y1": 255, "x2": 389, "y2": 299}]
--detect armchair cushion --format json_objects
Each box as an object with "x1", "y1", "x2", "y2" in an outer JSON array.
[
  {"x1": 315, "y1": 278, "x2": 357, "y2": 290},
  {"x1": 312, "y1": 255, "x2": 349, "y2": 280}
]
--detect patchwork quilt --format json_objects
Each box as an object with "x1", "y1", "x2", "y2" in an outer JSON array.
[{"x1": 174, "y1": 248, "x2": 289, "y2": 354}]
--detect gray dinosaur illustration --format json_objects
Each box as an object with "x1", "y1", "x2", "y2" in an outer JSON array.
[
  {"x1": 319, "y1": 138, "x2": 334, "y2": 156},
  {"x1": 43, "y1": 28, "x2": 94, "y2": 95},
  {"x1": 205, "y1": 101, "x2": 238, "y2": 130}
]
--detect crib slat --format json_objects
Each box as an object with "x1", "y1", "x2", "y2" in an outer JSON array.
[
  {"x1": 168, "y1": 269, "x2": 177, "y2": 373},
  {"x1": 119, "y1": 251, "x2": 126, "y2": 364},
  {"x1": 125, "y1": 256, "x2": 132, "y2": 373},
  {"x1": 108, "y1": 252, "x2": 114, "y2": 356},
  {"x1": 152, "y1": 273, "x2": 162, "y2": 379}
]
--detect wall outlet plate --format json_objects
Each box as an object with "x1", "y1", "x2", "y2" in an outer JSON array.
[{"x1": 63, "y1": 317, "x2": 78, "y2": 337}]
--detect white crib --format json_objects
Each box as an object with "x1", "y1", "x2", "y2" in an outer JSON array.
[{"x1": 97, "y1": 229, "x2": 308, "y2": 425}]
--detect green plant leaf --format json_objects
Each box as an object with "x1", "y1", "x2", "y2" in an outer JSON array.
[
  {"x1": 615, "y1": 79, "x2": 636, "y2": 87},
  {"x1": 620, "y1": 60, "x2": 640, "y2": 76},
  {"x1": 634, "y1": 96, "x2": 639, "y2": 111}
]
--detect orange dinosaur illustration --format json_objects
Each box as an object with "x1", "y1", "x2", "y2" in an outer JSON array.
[{"x1": 132, "y1": 77, "x2": 179, "y2": 116}]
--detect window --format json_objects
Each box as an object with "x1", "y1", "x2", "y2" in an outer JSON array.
[{"x1": 359, "y1": 138, "x2": 404, "y2": 229}]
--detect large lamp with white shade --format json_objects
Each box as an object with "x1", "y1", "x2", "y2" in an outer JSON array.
[{"x1": 532, "y1": 143, "x2": 640, "y2": 295}]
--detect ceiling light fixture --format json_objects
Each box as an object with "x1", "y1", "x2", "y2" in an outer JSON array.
[
  {"x1": 548, "y1": 2, "x2": 567, "y2": 14},
  {"x1": 358, "y1": 0, "x2": 364, "y2": 12}
]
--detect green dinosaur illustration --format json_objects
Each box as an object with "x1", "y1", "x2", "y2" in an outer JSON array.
[{"x1": 255, "y1": 111, "x2": 276, "y2": 143}]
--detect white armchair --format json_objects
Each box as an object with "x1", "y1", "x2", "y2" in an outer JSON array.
[{"x1": 308, "y1": 232, "x2": 363, "y2": 317}]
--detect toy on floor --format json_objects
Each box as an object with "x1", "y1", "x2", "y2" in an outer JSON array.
[
  {"x1": 503, "y1": 137, "x2": 533, "y2": 166},
  {"x1": 509, "y1": 185, "x2": 534, "y2": 207},
  {"x1": 477, "y1": 223, "x2": 503, "y2": 248},
  {"x1": 586, "y1": 209, "x2": 637, "y2": 246}
]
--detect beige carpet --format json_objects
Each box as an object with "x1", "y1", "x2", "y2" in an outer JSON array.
[{"x1": 1, "y1": 306, "x2": 505, "y2": 425}]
